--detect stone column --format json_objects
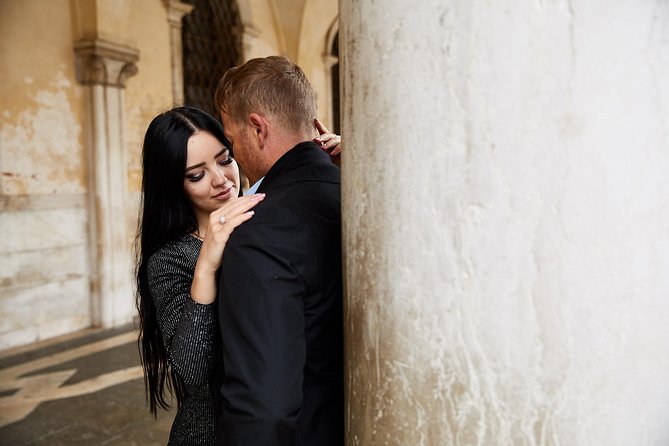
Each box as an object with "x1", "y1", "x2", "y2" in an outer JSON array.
[
  {"x1": 239, "y1": 25, "x2": 262, "y2": 62},
  {"x1": 340, "y1": 1, "x2": 669, "y2": 445},
  {"x1": 74, "y1": 39, "x2": 138, "y2": 328},
  {"x1": 162, "y1": 0, "x2": 193, "y2": 104},
  {"x1": 235, "y1": 0, "x2": 261, "y2": 61}
]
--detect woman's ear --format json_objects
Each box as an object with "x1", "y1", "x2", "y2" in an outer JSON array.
[{"x1": 248, "y1": 113, "x2": 268, "y2": 148}]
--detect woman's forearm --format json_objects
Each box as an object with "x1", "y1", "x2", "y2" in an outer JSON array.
[{"x1": 190, "y1": 262, "x2": 217, "y2": 305}]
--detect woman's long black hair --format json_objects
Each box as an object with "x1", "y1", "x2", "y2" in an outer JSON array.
[{"x1": 135, "y1": 106, "x2": 230, "y2": 416}]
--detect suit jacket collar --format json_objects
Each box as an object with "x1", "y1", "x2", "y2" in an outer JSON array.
[{"x1": 257, "y1": 141, "x2": 339, "y2": 192}]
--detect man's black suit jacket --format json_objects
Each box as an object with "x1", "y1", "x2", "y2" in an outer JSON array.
[{"x1": 216, "y1": 142, "x2": 343, "y2": 445}]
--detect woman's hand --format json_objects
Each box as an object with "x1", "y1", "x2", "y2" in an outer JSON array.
[
  {"x1": 191, "y1": 193, "x2": 265, "y2": 304},
  {"x1": 200, "y1": 193, "x2": 265, "y2": 271},
  {"x1": 313, "y1": 118, "x2": 342, "y2": 157}
]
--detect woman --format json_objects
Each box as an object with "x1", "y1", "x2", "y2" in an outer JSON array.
[{"x1": 135, "y1": 106, "x2": 340, "y2": 445}]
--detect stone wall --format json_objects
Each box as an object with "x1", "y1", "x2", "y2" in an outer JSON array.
[
  {"x1": 0, "y1": 0, "x2": 339, "y2": 350},
  {"x1": 0, "y1": 0, "x2": 90, "y2": 349},
  {"x1": 0, "y1": 0, "x2": 175, "y2": 349}
]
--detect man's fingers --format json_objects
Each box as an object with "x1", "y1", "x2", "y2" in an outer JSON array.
[
  {"x1": 320, "y1": 135, "x2": 340, "y2": 148},
  {"x1": 314, "y1": 118, "x2": 329, "y2": 135},
  {"x1": 318, "y1": 134, "x2": 333, "y2": 144}
]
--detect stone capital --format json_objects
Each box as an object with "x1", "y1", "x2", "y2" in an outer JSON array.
[
  {"x1": 74, "y1": 39, "x2": 139, "y2": 88},
  {"x1": 322, "y1": 54, "x2": 339, "y2": 69},
  {"x1": 163, "y1": 0, "x2": 194, "y2": 28}
]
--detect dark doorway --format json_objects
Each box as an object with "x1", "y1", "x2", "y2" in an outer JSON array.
[
  {"x1": 331, "y1": 32, "x2": 340, "y2": 134},
  {"x1": 182, "y1": 0, "x2": 242, "y2": 119}
]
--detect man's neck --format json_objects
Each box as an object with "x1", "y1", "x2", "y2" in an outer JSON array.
[{"x1": 262, "y1": 133, "x2": 312, "y2": 174}]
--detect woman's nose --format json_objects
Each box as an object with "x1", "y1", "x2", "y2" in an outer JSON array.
[{"x1": 211, "y1": 166, "x2": 228, "y2": 186}]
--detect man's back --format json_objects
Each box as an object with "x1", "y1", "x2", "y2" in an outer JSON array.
[{"x1": 216, "y1": 142, "x2": 343, "y2": 445}]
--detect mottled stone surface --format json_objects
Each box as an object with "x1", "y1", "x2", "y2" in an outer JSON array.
[
  {"x1": 340, "y1": 1, "x2": 669, "y2": 444},
  {"x1": 0, "y1": 204, "x2": 90, "y2": 350}
]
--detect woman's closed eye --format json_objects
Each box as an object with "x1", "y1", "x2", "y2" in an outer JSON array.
[
  {"x1": 186, "y1": 171, "x2": 205, "y2": 182},
  {"x1": 186, "y1": 156, "x2": 233, "y2": 182},
  {"x1": 218, "y1": 155, "x2": 234, "y2": 166}
]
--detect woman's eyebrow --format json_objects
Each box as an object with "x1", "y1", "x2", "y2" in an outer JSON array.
[
  {"x1": 185, "y1": 148, "x2": 228, "y2": 172},
  {"x1": 185, "y1": 162, "x2": 204, "y2": 172},
  {"x1": 184, "y1": 163, "x2": 204, "y2": 172}
]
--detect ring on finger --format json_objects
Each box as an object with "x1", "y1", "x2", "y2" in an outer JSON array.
[{"x1": 219, "y1": 215, "x2": 226, "y2": 224}]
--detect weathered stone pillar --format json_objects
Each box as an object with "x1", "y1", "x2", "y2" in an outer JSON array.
[
  {"x1": 162, "y1": 0, "x2": 193, "y2": 104},
  {"x1": 74, "y1": 39, "x2": 138, "y2": 328},
  {"x1": 340, "y1": 1, "x2": 669, "y2": 445},
  {"x1": 235, "y1": 0, "x2": 261, "y2": 61}
]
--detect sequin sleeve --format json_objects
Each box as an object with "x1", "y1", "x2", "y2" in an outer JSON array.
[{"x1": 146, "y1": 238, "x2": 215, "y2": 386}]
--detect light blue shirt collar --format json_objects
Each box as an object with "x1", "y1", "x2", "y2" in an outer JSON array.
[{"x1": 244, "y1": 176, "x2": 265, "y2": 195}]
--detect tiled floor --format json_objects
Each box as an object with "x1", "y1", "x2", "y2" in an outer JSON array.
[{"x1": 0, "y1": 325, "x2": 175, "y2": 445}]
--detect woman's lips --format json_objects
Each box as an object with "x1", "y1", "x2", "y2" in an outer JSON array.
[{"x1": 213, "y1": 186, "x2": 234, "y2": 200}]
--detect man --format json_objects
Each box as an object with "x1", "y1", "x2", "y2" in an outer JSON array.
[{"x1": 213, "y1": 56, "x2": 343, "y2": 445}]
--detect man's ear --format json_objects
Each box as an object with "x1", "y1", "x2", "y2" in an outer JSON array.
[{"x1": 248, "y1": 113, "x2": 268, "y2": 148}]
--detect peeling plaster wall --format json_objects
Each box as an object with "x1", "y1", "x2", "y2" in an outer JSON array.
[
  {"x1": 0, "y1": 0, "x2": 338, "y2": 351},
  {"x1": 123, "y1": 0, "x2": 174, "y2": 243},
  {"x1": 0, "y1": 0, "x2": 89, "y2": 349},
  {"x1": 342, "y1": 0, "x2": 669, "y2": 444},
  {"x1": 0, "y1": 0, "x2": 174, "y2": 350}
]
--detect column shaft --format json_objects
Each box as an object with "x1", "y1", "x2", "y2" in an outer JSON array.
[
  {"x1": 340, "y1": 1, "x2": 669, "y2": 444},
  {"x1": 75, "y1": 39, "x2": 138, "y2": 327}
]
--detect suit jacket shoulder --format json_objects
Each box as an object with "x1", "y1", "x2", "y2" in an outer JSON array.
[{"x1": 216, "y1": 141, "x2": 343, "y2": 446}]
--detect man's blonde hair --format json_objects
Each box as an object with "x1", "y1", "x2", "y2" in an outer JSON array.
[{"x1": 215, "y1": 56, "x2": 316, "y2": 135}]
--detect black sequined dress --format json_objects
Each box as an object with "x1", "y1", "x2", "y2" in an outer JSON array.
[{"x1": 147, "y1": 234, "x2": 217, "y2": 445}]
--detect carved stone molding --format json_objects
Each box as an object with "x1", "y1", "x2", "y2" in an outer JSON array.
[
  {"x1": 323, "y1": 54, "x2": 338, "y2": 70},
  {"x1": 163, "y1": 0, "x2": 194, "y2": 28},
  {"x1": 73, "y1": 39, "x2": 138, "y2": 327},
  {"x1": 74, "y1": 39, "x2": 139, "y2": 88}
]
